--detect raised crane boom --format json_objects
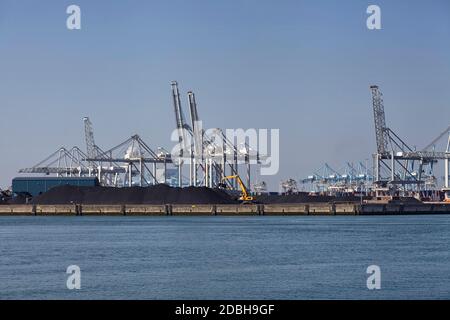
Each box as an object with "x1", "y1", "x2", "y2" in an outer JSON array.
[
  {"x1": 83, "y1": 117, "x2": 97, "y2": 159},
  {"x1": 187, "y1": 91, "x2": 203, "y2": 159},
  {"x1": 171, "y1": 81, "x2": 191, "y2": 147},
  {"x1": 370, "y1": 85, "x2": 390, "y2": 154}
]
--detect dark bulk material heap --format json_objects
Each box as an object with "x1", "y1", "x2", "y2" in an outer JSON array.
[
  {"x1": 0, "y1": 189, "x2": 12, "y2": 204},
  {"x1": 5, "y1": 194, "x2": 29, "y2": 204},
  {"x1": 2, "y1": 184, "x2": 374, "y2": 205},
  {"x1": 256, "y1": 193, "x2": 369, "y2": 204},
  {"x1": 30, "y1": 184, "x2": 238, "y2": 205}
]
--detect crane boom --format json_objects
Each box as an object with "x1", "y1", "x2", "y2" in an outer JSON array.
[
  {"x1": 187, "y1": 91, "x2": 203, "y2": 159},
  {"x1": 370, "y1": 85, "x2": 390, "y2": 154},
  {"x1": 423, "y1": 125, "x2": 450, "y2": 151},
  {"x1": 83, "y1": 117, "x2": 97, "y2": 159}
]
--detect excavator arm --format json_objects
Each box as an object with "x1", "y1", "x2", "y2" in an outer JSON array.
[{"x1": 222, "y1": 175, "x2": 254, "y2": 202}]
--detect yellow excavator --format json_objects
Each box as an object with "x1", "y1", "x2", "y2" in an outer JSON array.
[
  {"x1": 444, "y1": 190, "x2": 450, "y2": 203},
  {"x1": 221, "y1": 175, "x2": 254, "y2": 203}
]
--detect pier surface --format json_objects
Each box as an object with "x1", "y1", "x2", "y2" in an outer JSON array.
[{"x1": 1, "y1": 203, "x2": 450, "y2": 216}]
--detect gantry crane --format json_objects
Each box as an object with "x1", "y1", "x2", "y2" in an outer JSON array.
[
  {"x1": 370, "y1": 85, "x2": 450, "y2": 195},
  {"x1": 172, "y1": 81, "x2": 259, "y2": 190}
]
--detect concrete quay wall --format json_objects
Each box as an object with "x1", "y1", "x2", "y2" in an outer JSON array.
[{"x1": 1, "y1": 203, "x2": 449, "y2": 216}]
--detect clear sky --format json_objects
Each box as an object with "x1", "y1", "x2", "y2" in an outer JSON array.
[{"x1": 0, "y1": 0, "x2": 449, "y2": 190}]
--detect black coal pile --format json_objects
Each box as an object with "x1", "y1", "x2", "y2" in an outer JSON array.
[
  {"x1": 0, "y1": 190, "x2": 17, "y2": 204},
  {"x1": 1, "y1": 190, "x2": 14, "y2": 204},
  {"x1": 31, "y1": 184, "x2": 238, "y2": 205},
  {"x1": 258, "y1": 193, "x2": 368, "y2": 204},
  {"x1": 7, "y1": 194, "x2": 30, "y2": 204}
]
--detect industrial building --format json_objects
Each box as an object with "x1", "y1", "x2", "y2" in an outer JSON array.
[{"x1": 12, "y1": 177, "x2": 99, "y2": 197}]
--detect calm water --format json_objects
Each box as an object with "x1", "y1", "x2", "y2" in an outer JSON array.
[{"x1": 0, "y1": 215, "x2": 449, "y2": 300}]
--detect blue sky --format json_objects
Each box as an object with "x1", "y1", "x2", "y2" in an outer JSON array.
[{"x1": 0, "y1": 0, "x2": 449, "y2": 189}]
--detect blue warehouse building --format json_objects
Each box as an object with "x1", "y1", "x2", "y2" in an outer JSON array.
[{"x1": 12, "y1": 177, "x2": 99, "y2": 197}]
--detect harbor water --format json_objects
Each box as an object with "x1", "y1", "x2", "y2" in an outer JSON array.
[{"x1": 0, "y1": 215, "x2": 449, "y2": 299}]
